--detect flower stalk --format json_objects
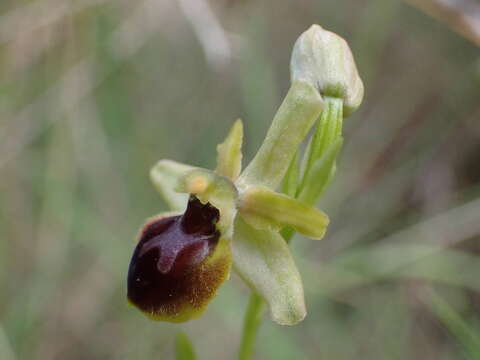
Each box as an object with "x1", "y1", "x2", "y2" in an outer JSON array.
[{"x1": 238, "y1": 293, "x2": 264, "y2": 360}]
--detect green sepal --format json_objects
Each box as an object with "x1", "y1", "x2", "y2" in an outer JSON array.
[
  {"x1": 216, "y1": 119, "x2": 244, "y2": 180},
  {"x1": 238, "y1": 81, "x2": 323, "y2": 190},
  {"x1": 233, "y1": 216, "x2": 306, "y2": 325},
  {"x1": 239, "y1": 186, "x2": 329, "y2": 240},
  {"x1": 150, "y1": 160, "x2": 195, "y2": 211}
]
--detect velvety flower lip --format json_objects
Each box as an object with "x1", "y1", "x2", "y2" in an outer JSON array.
[{"x1": 127, "y1": 196, "x2": 226, "y2": 322}]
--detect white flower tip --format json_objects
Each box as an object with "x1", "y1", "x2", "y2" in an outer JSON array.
[
  {"x1": 291, "y1": 24, "x2": 364, "y2": 116},
  {"x1": 271, "y1": 301, "x2": 307, "y2": 326}
]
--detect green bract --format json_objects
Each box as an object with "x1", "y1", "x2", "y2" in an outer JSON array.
[{"x1": 127, "y1": 24, "x2": 364, "y2": 326}]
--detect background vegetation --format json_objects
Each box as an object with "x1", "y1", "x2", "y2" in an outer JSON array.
[{"x1": 1, "y1": 0, "x2": 480, "y2": 359}]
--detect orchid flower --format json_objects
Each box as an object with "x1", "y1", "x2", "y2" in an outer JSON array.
[{"x1": 127, "y1": 25, "x2": 364, "y2": 326}]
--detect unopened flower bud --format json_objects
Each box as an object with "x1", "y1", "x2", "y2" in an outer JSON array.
[{"x1": 290, "y1": 24, "x2": 364, "y2": 116}]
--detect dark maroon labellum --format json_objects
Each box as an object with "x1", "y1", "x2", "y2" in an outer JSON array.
[{"x1": 127, "y1": 196, "x2": 225, "y2": 321}]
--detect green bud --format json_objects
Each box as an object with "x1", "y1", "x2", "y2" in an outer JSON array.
[{"x1": 290, "y1": 24, "x2": 364, "y2": 116}]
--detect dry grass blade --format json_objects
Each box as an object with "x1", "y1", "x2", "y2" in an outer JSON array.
[{"x1": 405, "y1": 0, "x2": 480, "y2": 46}]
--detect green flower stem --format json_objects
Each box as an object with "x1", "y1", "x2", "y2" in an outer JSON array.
[
  {"x1": 238, "y1": 228, "x2": 296, "y2": 360},
  {"x1": 238, "y1": 293, "x2": 265, "y2": 360},
  {"x1": 238, "y1": 81, "x2": 323, "y2": 190},
  {"x1": 282, "y1": 151, "x2": 300, "y2": 197},
  {"x1": 299, "y1": 96, "x2": 343, "y2": 195},
  {"x1": 297, "y1": 138, "x2": 343, "y2": 205},
  {"x1": 280, "y1": 227, "x2": 295, "y2": 243}
]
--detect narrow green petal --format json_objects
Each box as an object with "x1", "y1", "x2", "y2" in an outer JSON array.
[
  {"x1": 239, "y1": 186, "x2": 329, "y2": 240},
  {"x1": 150, "y1": 160, "x2": 194, "y2": 211},
  {"x1": 233, "y1": 216, "x2": 306, "y2": 325},
  {"x1": 216, "y1": 119, "x2": 244, "y2": 180}
]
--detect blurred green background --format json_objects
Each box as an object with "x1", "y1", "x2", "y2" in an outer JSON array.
[{"x1": 1, "y1": 0, "x2": 480, "y2": 359}]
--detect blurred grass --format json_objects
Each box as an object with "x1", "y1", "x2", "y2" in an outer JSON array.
[{"x1": 1, "y1": 0, "x2": 480, "y2": 359}]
